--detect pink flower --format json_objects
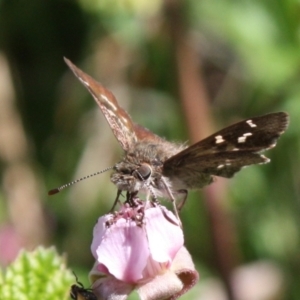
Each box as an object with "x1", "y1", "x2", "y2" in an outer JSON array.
[{"x1": 89, "y1": 202, "x2": 198, "y2": 300}]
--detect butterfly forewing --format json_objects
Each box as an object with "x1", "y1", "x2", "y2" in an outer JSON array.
[
  {"x1": 163, "y1": 112, "x2": 289, "y2": 187},
  {"x1": 64, "y1": 58, "x2": 164, "y2": 150},
  {"x1": 64, "y1": 58, "x2": 138, "y2": 151},
  {"x1": 172, "y1": 112, "x2": 287, "y2": 156}
]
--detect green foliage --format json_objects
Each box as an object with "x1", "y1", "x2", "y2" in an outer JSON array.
[
  {"x1": 0, "y1": 247, "x2": 73, "y2": 300},
  {"x1": 189, "y1": 0, "x2": 300, "y2": 89},
  {"x1": 0, "y1": 0, "x2": 300, "y2": 298}
]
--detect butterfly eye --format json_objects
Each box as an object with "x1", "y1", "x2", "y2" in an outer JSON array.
[{"x1": 135, "y1": 163, "x2": 152, "y2": 180}]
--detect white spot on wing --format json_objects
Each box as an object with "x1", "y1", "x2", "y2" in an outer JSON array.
[
  {"x1": 237, "y1": 132, "x2": 253, "y2": 143},
  {"x1": 215, "y1": 135, "x2": 225, "y2": 144},
  {"x1": 225, "y1": 159, "x2": 231, "y2": 166},
  {"x1": 122, "y1": 117, "x2": 128, "y2": 124},
  {"x1": 102, "y1": 95, "x2": 118, "y2": 111},
  {"x1": 79, "y1": 78, "x2": 90, "y2": 86},
  {"x1": 246, "y1": 120, "x2": 257, "y2": 128},
  {"x1": 217, "y1": 164, "x2": 224, "y2": 169},
  {"x1": 238, "y1": 136, "x2": 246, "y2": 143}
]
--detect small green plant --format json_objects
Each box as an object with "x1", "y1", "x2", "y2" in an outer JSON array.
[{"x1": 0, "y1": 247, "x2": 74, "y2": 300}]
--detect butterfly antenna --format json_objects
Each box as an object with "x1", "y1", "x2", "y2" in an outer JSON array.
[{"x1": 48, "y1": 167, "x2": 114, "y2": 196}]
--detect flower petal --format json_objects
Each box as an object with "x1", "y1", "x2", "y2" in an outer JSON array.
[
  {"x1": 169, "y1": 247, "x2": 199, "y2": 299},
  {"x1": 92, "y1": 217, "x2": 150, "y2": 283},
  {"x1": 91, "y1": 274, "x2": 134, "y2": 300},
  {"x1": 138, "y1": 247, "x2": 199, "y2": 300},
  {"x1": 91, "y1": 214, "x2": 112, "y2": 258},
  {"x1": 137, "y1": 270, "x2": 183, "y2": 300},
  {"x1": 145, "y1": 207, "x2": 184, "y2": 264}
]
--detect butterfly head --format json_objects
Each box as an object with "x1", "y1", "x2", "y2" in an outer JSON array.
[{"x1": 111, "y1": 161, "x2": 155, "y2": 194}]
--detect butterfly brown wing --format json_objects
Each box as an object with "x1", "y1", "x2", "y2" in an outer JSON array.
[
  {"x1": 65, "y1": 58, "x2": 140, "y2": 151},
  {"x1": 163, "y1": 112, "x2": 289, "y2": 188}
]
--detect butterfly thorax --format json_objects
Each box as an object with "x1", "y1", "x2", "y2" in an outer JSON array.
[{"x1": 111, "y1": 140, "x2": 185, "y2": 196}]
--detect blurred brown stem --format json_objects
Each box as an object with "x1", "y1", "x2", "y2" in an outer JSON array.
[{"x1": 164, "y1": 0, "x2": 240, "y2": 299}]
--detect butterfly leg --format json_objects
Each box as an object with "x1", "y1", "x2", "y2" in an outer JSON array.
[
  {"x1": 176, "y1": 189, "x2": 188, "y2": 212},
  {"x1": 160, "y1": 204, "x2": 181, "y2": 226},
  {"x1": 161, "y1": 177, "x2": 182, "y2": 227}
]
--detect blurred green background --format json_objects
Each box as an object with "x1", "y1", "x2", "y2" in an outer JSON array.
[{"x1": 0, "y1": 0, "x2": 299, "y2": 299}]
